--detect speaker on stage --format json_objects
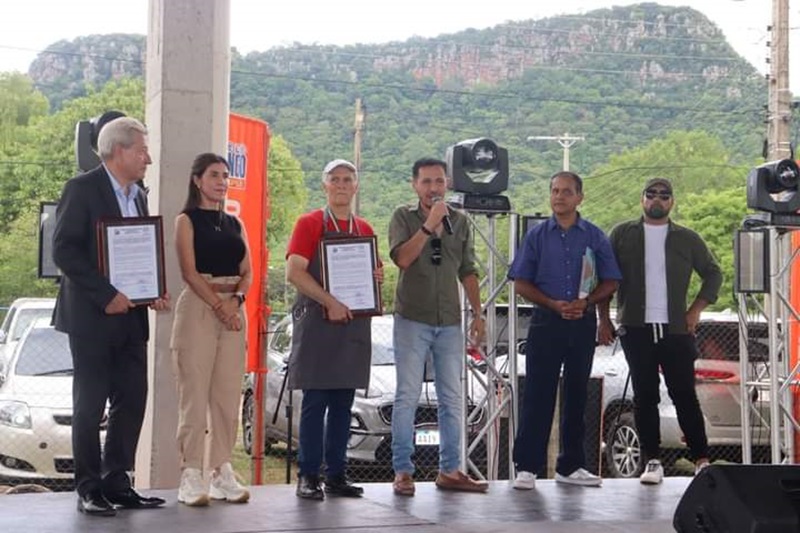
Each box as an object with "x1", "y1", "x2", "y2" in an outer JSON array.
[{"x1": 673, "y1": 464, "x2": 800, "y2": 533}]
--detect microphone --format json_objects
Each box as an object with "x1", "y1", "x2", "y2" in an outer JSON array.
[{"x1": 432, "y1": 196, "x2": 454, "y2": 235}]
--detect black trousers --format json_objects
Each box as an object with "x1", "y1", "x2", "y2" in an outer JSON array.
[
  {"x1": 69, "y1": 334, "x2": 147, "y2": 497},
  {"x1": 513, "y1": 309, "x2": 596, "y2": 476},
  {"x1": 619, "y1": 325, "x2": 709, "y2": 462}
]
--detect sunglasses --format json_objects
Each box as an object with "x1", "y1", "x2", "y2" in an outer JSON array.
[
  {"x1": 644, "y1": 189, "x2": 672, "y2": 201},
  {"x1": 430, "y1": 237, "x2": 442, "y2": 266}
]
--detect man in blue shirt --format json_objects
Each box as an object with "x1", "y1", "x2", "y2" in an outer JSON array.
[{"x1": 508, "y1": 171, "x2": 621, "y2": 489}]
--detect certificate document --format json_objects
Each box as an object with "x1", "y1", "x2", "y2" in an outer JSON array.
[
  {"x1": 320, "y1": 236, "x2": 381, "y2": 316},
  {"x1": 97, "y1": 217, "x2": 166, "y2": 304}
]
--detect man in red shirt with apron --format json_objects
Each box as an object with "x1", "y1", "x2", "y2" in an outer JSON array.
[{"x1": 286, "y1": 159, "x2": 383, "y2": 500}]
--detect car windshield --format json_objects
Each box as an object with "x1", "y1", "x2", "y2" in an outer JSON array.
[
  {"x1": 10, "y1": 308, "x2": 54, "y2": 342},
  {"x1": 14, "y1": 327, "x2": 72, "y2": 376}
]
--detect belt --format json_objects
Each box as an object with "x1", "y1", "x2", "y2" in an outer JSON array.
[{"x1": 210, "y1": 283, "x2": 238, "y2": 293}]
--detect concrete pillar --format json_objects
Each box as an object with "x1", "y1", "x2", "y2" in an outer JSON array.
[{"x1": 136, "y1": 0, "x2": 230, "y2": 489}]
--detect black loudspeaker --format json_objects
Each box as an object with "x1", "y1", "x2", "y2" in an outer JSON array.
[{"x1": 673, "y1": 464, "x2": 800, "y2": 533}]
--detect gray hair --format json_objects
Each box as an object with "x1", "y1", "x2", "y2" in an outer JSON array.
[{"x1": 97, "y1": 117, "x2": 147, "y2": 161}]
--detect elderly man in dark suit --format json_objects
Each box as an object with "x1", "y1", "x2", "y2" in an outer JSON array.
[{"x1": 53, "y1": 116, "x2": 169, "y2": 516}]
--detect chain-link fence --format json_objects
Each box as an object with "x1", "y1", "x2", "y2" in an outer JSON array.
[
  {"x1": 0, "y1": 298, "x2": 778, "y2": 491},
  {"x1": 243, "y1": 308, "x2": 777, "y2": 485}
]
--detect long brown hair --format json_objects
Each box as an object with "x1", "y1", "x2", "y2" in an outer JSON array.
[{"x1": 182, "y1": 153, "x2": 229, "y2": 211}]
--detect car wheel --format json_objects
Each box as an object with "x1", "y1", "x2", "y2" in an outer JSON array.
[
  {"x1": 242, "y1": 392, "x2": 255, "y2": 455},
  {"x1": 604, "y1": 411, "x2": 644, "y2": 478},
  {"x1": 242, "y1": 392, "x2": 274, "y2": 456}
]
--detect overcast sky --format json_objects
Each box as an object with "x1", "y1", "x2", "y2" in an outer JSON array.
[{"x1": 1, "y1": 0, "x2": 797, "y2": 90}]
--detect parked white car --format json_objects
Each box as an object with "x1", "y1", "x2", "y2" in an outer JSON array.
[
  {"x1": 0, "y1": 318, "x2": 83, "y2": 487},
  {"x1": 0, "y1": 298, "x2": 56, "y2": 373}
]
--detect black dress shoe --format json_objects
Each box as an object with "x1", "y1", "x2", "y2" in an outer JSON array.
[
  {"x1": 105, "y1": 487, "x2": 166, "y2": 509},
  {"x1": 296, "y1": 475, "x2": 324, "y2": 500},
  {"x1": 324, "y1": 474, "x2": 364, "y2": 497},
  {"x1": 77, "y1": 490, "x2": 117, "y2": 516}
]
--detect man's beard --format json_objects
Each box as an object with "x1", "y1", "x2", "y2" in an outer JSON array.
[{"x1": 645, "y1": 205, "x2": 670, "y2": 219}]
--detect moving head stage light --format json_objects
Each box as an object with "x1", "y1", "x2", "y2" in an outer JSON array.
[
  {"x1": 746, "y1": 159, "x2": 800, "y2": 225},
  {"x1": 445, "y1": 138, "x2": 511, "y2": 213},
  {"x1": 75, "y1": 110, "x2": 127, "y2": 172}
]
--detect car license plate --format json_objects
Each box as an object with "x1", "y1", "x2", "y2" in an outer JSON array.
[{"x1": 415, "y1": 428, "x2": 440, "y2": 446}]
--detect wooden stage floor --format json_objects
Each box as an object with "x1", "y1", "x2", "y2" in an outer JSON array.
[{"x1": 0, "y1": 477, "x2": 692, "y2": 533}]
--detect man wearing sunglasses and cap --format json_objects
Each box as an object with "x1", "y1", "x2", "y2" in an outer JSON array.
[
  {"x1": 599, "y1": 177, "x2": 722, "y2": 485},
  {"x1": 388, "y1": 157, "x2": 487, "y2": 496}
]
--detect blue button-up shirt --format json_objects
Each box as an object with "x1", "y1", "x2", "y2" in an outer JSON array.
[
  {"x1": 105, "y1": 164, "x2": 140, "y2": 218},
  {"x1": 508, "y1": 215, "x2": 621, "y2": 301}
]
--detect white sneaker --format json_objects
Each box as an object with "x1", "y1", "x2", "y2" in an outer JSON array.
[
  {"x1": 178, "y1": 467, "x2": 209, "y2": 507},
  {"x1": 513, "y1": 471, "x2": 536, "y2": 490},
  {"x1": 555, "y1": 468, "x2": 602, "y2": 487},
  {"x1": 210, "y1": 462, "x2": 250, "y2": 503},
  {"x1": 695, "y1": 460, "x2": 711, "y2": 476},
  {"x1": 640, "y1": 459, "x2": 664, "y2": 485}
]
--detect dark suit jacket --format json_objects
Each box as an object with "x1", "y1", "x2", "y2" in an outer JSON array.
[{"x1": 52, "y1": 165, "x2": 150, "y2": 342}]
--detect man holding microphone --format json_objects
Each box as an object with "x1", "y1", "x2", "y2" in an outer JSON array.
[{"x1": 388, "y1": 157, "x2": 487, "y2": 496}]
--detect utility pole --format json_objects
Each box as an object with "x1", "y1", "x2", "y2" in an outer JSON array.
[
  {"x1": 527, "y1": 133, "x2": 585, "y2": 171},
  {"x1": 352, "y1": 98, "x2": 366, "y2": 215},
  {"x1": 767, "y1": 0, "x2": 791, "y2": 160}
]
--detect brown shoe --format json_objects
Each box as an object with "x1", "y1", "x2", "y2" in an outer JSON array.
[
  {"x1": 435, "y1": 470, "x2": 489, "y2": 493},
  {"x1": 393, "y1": 473, "x2": 415, "y2": 496}
]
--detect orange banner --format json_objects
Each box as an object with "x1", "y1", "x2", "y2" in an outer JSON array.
[{"x1": 226, "y1": 113, "x2": 271, "y2": 372}]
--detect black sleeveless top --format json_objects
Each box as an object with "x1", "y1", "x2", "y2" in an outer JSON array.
[{"x1": 184, "y1": 208, "x2": 246, "y2": 276}]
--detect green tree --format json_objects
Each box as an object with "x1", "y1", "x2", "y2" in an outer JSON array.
[
  {"x1": 581, "y1": 130, "x2": 751, "y2": 232},
  {"x1": 7, "y1": 78, "x2": 145, "y2": 233},
  {"x1": 680, "y1": 187, "x2": 747, "y2": 311},
  {"x1": 0, "y1": 207, "x2": 59, "y2": 304},
  {"x1": 0, "y1": 73, "x2": 50, "y2": 230}
]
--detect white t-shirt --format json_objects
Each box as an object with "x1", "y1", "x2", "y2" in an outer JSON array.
[{"x1": 644, "y1": 223, "x2": 669, "y2": 323}]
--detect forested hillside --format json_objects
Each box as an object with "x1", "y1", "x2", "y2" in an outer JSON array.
[{"x1": 9, "y1": 2, "x2": 780, "y2": 310}]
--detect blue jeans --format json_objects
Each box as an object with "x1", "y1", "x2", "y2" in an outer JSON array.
[
  {"x1": 391, "y1": 314, "x2": 464, "y2": 474},
  {"x1": 297, "y1": 389, "x2": 356, "y2": 478},
  {"x1": 513, "y1": 308, "x2": 596, "y2": 476}
]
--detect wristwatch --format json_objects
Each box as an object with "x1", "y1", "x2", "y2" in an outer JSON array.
[{"x1": 235, "y1": 292, "x2": 246, "y2": 307}]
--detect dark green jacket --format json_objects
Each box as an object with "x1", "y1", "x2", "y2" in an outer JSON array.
[{"x1": 609, "y1": 217, "x2": 722, "y2": 334}]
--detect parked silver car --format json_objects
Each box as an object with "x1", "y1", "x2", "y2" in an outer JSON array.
[{"x1": 241, "y1": 314, "x2": 487, "y2": 481}]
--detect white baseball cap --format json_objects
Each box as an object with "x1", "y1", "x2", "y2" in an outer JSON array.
[{"x1": 322, "y1": 159, "x2": 357, "y2": 180}]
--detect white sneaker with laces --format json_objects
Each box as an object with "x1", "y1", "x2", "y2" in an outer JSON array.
[
  {"x1": 513, "y1": 471, "x2": 536, "y2": 490},
  {"x1": 640, "y1": 459, "x2": 664, "y2": 485},
  {"x1": 555, "y1": 468, "x2": 602, "y2": 487},
  {"x1": 178, "y1": 467, "x2": 209, "y2": 507},
  {"x1": 210, "y1": 462, "x2": 250, "y2": 503}
]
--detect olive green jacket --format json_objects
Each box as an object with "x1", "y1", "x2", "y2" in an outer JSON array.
[{"x1": 609, "y1": 217, "x2": 722, "y2": 334}]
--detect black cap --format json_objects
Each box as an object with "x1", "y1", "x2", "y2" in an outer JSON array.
[{"x1": 643, "y1": 178, "x2": 672, "y2": 194}]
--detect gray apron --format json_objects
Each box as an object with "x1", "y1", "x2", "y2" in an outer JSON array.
[{"x1": 288, "y1": 209, "x2": 372, "y2": 390}]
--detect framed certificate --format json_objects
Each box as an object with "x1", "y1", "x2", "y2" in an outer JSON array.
[
  {"x1": 97, "y1": 216, "x2": 167, "y2": 305},
  {"x1": 319, "y1": 235, "x2": 382, "y2": 316}
]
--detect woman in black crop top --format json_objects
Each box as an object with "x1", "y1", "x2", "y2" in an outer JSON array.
[{"x1": 170, "y1": 153, "x2": 252, "y2": 506}]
